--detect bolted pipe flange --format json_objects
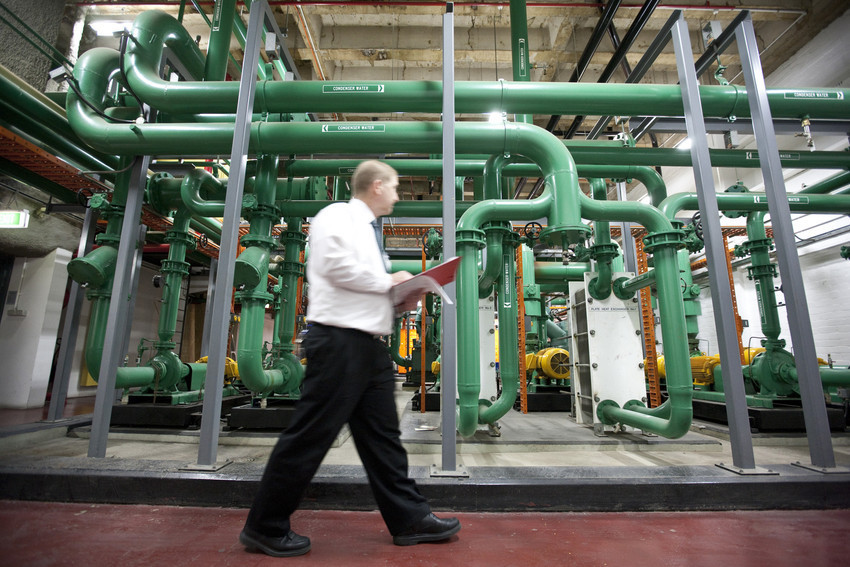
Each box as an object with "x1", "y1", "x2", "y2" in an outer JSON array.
[
  {"x1": 747, "y1": 263, "x2": 778, "y2": 280},
  {"x1": 596, "y1": 399, "x2": 620, "y2": 426},
  {"x1": 589, "y1": 242, "x2": 620, "y2": 262},
  {"x1": 456, "y1": 228, "x2": 486, "y2": 248},
  {"x1": 240, "y1": 233, "x2": 277, "y2": 250},
  {"x1": 539, "y1": 224, "x2": 592, "y2": 248},
  {"x1": 612, "y1": 276, "x2": 636, "y2": 300},
  {"x1": 643, "y1": 229, "x2": 686, "y2": 254},
  {"x1": 236, "y1": 289, "x2": 274, "y2": 303},
  {"x1": 165, "y1": 229, "x2": 198, "y2": 250},
  {"x1": 160, "y1": 259, "x2": 190, "y2": 277}
]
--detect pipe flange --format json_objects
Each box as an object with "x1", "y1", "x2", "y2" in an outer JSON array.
[
  {"x1": 279, "y1": 229, "x2": 307, "y2": 244},
  {"x1": 740, "y1": 238, "x2": 774, "y2": 255},
  {"x1": 481, "y1": 221, "x2": 513, "y2": 235},
  {"x1": 643, "y1": 229, "x2": 686, "y2": 254},
  {"x1": 456, "y1": 228, "x2": 486, "y2": 248},
  {"x1": 276, "y1": 260, "x2": 305, "y2": 278},
  {"x1": 153, "y1": 341, "x2": 176, "y2": 351},
  {"x1": 539, "y1": 224, "x2": 592, "y2": 248},
  {"x1": 160, "y1": 259, "x2": 190, "y2": 276},
  {"x1": 589, "y1": 242, "x2": 620, "y2": 262},
  {"x1": 746, "y1": 263, "x2": 777, "y2": 280},
  {"x1": 240, "y1": 233, "x2": 277, "y2": 250},
  {"x1": 95, "y1": 233, "x2": 121, "y2": 247},
  {"x1": 165, "y1": 230, "x2": 198, "y2": 250},
  {"x1": 595, "y1": 399, "x2": 620, "y2": 426},
  {"x1": 236, "y1": 289, "x2": 274, "y2": 302}
]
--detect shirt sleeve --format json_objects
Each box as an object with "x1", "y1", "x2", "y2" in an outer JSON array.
[{"x1": 310, "y1": 208, "x2": 393, "y2": 294}]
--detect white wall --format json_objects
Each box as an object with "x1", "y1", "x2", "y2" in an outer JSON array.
[
  {"x1": 0, "y1": 249, "x2": 71, "y2": 408},
  {"x1": 672, "y1": 11, "x2": 850, "y2": 366}
]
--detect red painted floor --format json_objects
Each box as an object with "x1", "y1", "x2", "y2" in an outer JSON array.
[
  {"x1": 0, "y1": 396, "x2": 95, "y2": 427},
  {"x1": 0, "y1": 501, "x2": 847, "y2": 566}
]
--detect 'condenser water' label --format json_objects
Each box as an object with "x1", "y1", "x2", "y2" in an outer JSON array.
[
  {"x1": 783, "y1": 91, "x2": 844, "y2": 100},
  {"x1": 322, "y1": 84, "x2": 385, "y2": 93},
  {"x1": 321, "y1": 124, "x2": 386, "y2": 133}
]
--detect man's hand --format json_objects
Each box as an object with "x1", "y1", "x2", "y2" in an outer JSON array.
[{"x1": 391, "y1": 270, "x2": 413, "y2": 284}]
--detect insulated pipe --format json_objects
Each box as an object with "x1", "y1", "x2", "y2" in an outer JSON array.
[
  {"x1": 117, "y1": 13, "x2": 850, "y2": 119},
  {"x1": 658, "y1": 192, "x2": 850, "y2": 219},
  {"x1": 235, "y1": 155, "x2": 303, "y2": 396},
  {"x1": 746, "y1": 211, "x2": 782, "y2": 343},
  {"x1": 204, "y1": 0, "x2": 237, "y2": 81},
  {"x1": 533, "y1": 262, "x2": 591, "y2": 283},
  {"x1": 479, "y1": 237, "x2": 521, "y2": 425},
  {"x1": 798, "y1": 170, "x2": 850, "y2": 194},
  {"x1": 587, "y1": 178, "x2": 613, "y2": 300},
  {"x1": 509, "y1": 0, "x2": 532, "y2": 124}
]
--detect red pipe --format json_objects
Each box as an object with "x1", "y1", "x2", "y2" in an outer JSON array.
[{"x1": 143, "y1": 244, "x2": 170, "y2": 254}]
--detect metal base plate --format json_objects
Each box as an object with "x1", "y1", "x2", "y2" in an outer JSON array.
[
  {"x1": 791, "y1": 462, "x2": 850, "y2": 474},
  {"x1": 715, "y1": 462, "x2": 779, "y2": 475},
  {"x1": 430, "y1": 464, "x2": 469, "y2": 478},
  {"x1": 179, "y1": 460, "x2": 232, "y2": 472}
]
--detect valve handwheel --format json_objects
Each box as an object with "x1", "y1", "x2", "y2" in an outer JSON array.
[{"x1": 523, "y1": 221, "x2": 543, "y2": 240}]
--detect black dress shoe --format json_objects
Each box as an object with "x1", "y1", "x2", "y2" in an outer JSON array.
[
  {"x1": 393, "y1": 513, "x2": 461, "y2": 546},
  {"x1": 239, "y1": 527, "x2": 311, "y2": 557}
]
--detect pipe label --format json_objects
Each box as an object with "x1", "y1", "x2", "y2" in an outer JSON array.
[
  {"x1": 783, "y1": 91, "x2": 844, "y2": 100},
  {"x1": 322, "y1": 84, "x2": 385, "y2": 93},
  {"x1": 745, "y1": 151, "x2": 800, "y2": 161},
  {"x1": 321, "y1": 124, "x2": 386, "y2": 133},
  {"x1": 518, "y1": 39, "x2": 528, "y2": 78},
  {"x1": 752, "y1": 195, "x2": 809, "y2": 204},
  {"x1": 338, "y1": 167, "x2": 356, "y2": 175}
]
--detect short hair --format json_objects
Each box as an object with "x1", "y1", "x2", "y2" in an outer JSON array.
[{"x1": 350, "y1": 160, "x2": 397, "y2": 196}]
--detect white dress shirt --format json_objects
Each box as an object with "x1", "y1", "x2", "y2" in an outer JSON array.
[{"x1": 306, "y1": 198, "x2": 394, "y2": 335}]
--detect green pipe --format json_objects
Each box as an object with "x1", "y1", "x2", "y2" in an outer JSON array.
[
  {"x1": 479, "y1": 239, "x2": 521, "y2": 424},
  {"x1": 677, "y1": 248, "x2": 702, "y2": 354},
  {"x1": 390, "y1": 260, "x2": 437, "y2": 274},
  {"x1": 275, "y1": 218, "x2": 306, "y2": 358},
  {"x1": 658, "y1": 192, "x2": 850, "y2": 219},
  {"x1": 813, "y1": 367, "x2": 850, "y2": 387},
  {"x1": 533, "y1": 262, "x2": 591, "y2": 283},
  {"x1": 478, "y1": 225, "x2": 507, "y2": 298},
  {"x1": 181, "y1": 167, "x2": 229, "y2": 216},
  {"x1": 509, "y1": 0, "x2": 532, "y2": 124},
  {"x1": 204, "y1": 0, "x2": 238, "y2": 81},
  {"x1": 587, "y1": 178, "x2": 613, "y2": 300},
  {"x1": 744, "y1": 211, "x2": 783, "y2": 344},
  {"x1": 798, "y1": 170, "x2": 850, "y2": 194},
  {"x1": 235, "y1": 155, "x2": 302, "y2": 395}
]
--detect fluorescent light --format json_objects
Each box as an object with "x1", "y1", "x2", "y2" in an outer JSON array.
[
  {"x1": 0, "y1": 210, "x2": 30, "y2": 229},
  {"x1": 88, "y1": 20, "x2": 128, "y2": 37}
]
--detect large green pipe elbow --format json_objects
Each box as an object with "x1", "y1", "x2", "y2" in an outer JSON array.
[
  {"x1": 67, "y1": 244, "x2": 118, "y2": 288},
  {"x1": 180, "y1": 168, "x2": 228, "y2": 217}
]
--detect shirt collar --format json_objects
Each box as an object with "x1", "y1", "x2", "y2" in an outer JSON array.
[{"x1": 350, "y1": 197, "x2": 377, "y2": 223}]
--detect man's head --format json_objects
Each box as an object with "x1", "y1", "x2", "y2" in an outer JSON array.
[{"x1": 351, "y1": 160, "x2": 399, "y2": 217}]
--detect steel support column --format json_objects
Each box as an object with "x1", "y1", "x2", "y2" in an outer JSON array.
[
  {"x1": 735, "y1": 16, "x2": 836, "y2": 469},
  {"x1": 439, "y1": 2, "x2": 459, "y2": 474},
  {"x1": 46, "y1": 205, "x2": 96, "y2": 422},
  {"x1": 87, "y1": 156, "x2": 150, "y2": 458},
  {"x1": 196, "y1": 0, "x2": 267, "y2": 468},
  {"x1": 671, "y1": 15, "x2": 756, "y2": 471}
]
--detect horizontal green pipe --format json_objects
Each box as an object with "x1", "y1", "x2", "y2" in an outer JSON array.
[
  {"x1": 798, "y1": 170, "x2": 850, "y2": 194},
  {"x1": 533, "y1": 262, "x2": 591, "y2": 283},
  {"x1": 118, "y1": 13, "x2": 850, "y2": 120},
  {"x1": 659, "y1": 192, "x2": 850, "y2": 219},
  {"x1": 390, "y1": 260, "x2": 438, "y2": 274},
  {"x1": 816, "y1": 367, "x2": 850, "y2": 387}
]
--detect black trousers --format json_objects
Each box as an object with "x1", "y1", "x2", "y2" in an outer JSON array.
[{"x1": 244, "y1": 323, "x2": 430, "y2": 536}]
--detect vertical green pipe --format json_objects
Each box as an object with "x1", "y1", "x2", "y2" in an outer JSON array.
[
  {"x1": 456, "y1": 234, "x2": 485, "y2": 437},
  {"x1": 276, "y1": 217, "x2": 305, "y2": 356},
  {"x1": 587, "y1": 178, "x2": 613, "y2": 300},
  {"x1": 746, "y1": 211, "x2": 782, "y2": 343},
  {"x1": 508, "y1": 0, "x2": 532, "y2": 124},
  {"x1": 204, "y1": 0, "x2": 238, "y2": 81},
  {"x1": 678, "y1": 248, "x2": 702, "y2": 354},
  {"x1": 479, "y1": 237, "x2": 520, "y2": 423}
]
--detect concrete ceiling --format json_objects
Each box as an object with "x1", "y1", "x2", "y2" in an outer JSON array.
[{"x1": 80, "y1": 0, "x2": 848, "y2": 136}]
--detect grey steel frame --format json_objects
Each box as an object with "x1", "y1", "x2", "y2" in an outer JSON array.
[
  {"x1": 440, "y1": 2, "x2": 459, "y2": 473},
  {"x1": 46, "y1": 205, "x2": 97, "y2": 422},
  {"x1": 735, "y1": 16, "x2": 836, "y2": 469},
  {"x1": 88, "y1": 156, "x2": 151, "y2": 458},
  {"x1": 671, "y1": 15, "x2": 757, "y2": 471},
  {"x1": 196, "y1": 0, "x2": 270, "y2": 468}
]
